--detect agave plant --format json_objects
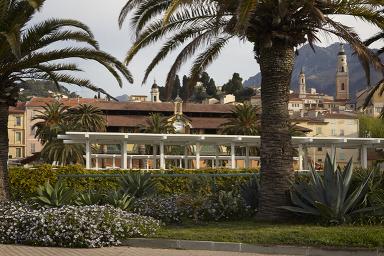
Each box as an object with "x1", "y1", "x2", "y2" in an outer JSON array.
[
  {"x1": 118, "y1": 173, "x2": 156, "y2": 198},
  {"x1": 281, "y1": 154, "x2": 375, "y2": 224},
  {"x1": 32, "y1": 181, "x2": 74, "y2": 207},
  {"x1": 106, "y1": 190, "x2": 134, "y2": 211},
  {"x1": 240, "y1": 177, "x2": 259, "y2": 211},
  {"x1": 75, "y1": 190, "x2": 105, "y2": 206}
]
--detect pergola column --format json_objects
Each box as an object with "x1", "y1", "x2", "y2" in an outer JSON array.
[
  {"x1": 184, "y1": 145, "x2": 189, "y2": 169},
  {"x1": 112, "y1": 155, "x2": 116, "y2": 169},
  {"x1": 231, "y1": 142, "x2": 236, "y2": 169},
  {"x1": 160, "y1": 141, "x2": 165, "y2": 169},
  {"x1": 85, "y1": 139, "x2": 91, "y2": 169},
  {"x1": 196, "y1": 142, "x2": 201, "y2": 169},
  {"x1": 303, "y1": 146, "x2": 309, "y2": 170},
  {"x1": 95, "y1": 155, "x2": 99, "y2": 170},
  {"x1": 298, "y1": 144, "x2": 304, "y2": 171},
  {"x1": 152, "y1": 144, "x2": 157, "y2": 169},
  {"x1": 360, "y1": 145, "x2": 368, "y2": 169},
  {"x1": 129, "y1": 156, "x2": 133, "y2": 169},
  {"x1": 245, "y1": 146, "x2": 250, "y2": 169},
  {"x1": 215, "y1": 145, "x2": 220, "y2": 168},
  {"x1": 121, "y1": 142, "x2": 128, "y2": 169}
]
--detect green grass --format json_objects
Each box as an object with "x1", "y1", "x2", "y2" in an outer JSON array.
[{"x1": 155, "y1": 221, "x2": 384, "y2": 248}]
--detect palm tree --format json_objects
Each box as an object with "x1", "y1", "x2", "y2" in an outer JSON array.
[
  {"x1": 140, "y1": 113, "x2": 176, "y2": 134},
  {"x1": 120, "y1": 1, "x2": 384, "y2": 220},
  {"x1": 0, "y1": 0, "x2": 133, "y2": 200},
  {"x1": 220, "y1": 103, "x2": 260, "y2": 135},
  {"x1": 40, "y1": 122, "x2": 85, "y2": 165},
  {"x1": 138, "y1": 113, "x2": 175, "y2": 168},
  {"x1": 66, "y1": 104, "x2": 106, "y2": 132},
  {"x1": 32, "y1": 102, "x2": 68, "y2": 144}
]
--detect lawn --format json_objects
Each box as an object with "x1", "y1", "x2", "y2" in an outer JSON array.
[{"x1": 155, "y1": 221, "x2": 384, "y2": 248}]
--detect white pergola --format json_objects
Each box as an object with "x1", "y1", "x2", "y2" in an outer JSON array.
[{"x1": 58, "y1": 132, "x2": 384, "y2": 170}]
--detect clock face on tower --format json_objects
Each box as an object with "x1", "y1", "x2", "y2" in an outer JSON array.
[{"x1": 173, "y1": 120, "x2": 185, "y2": 134}]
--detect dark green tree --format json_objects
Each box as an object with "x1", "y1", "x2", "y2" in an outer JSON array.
[
  {"x1": 206, "y1": 78, "x2": 217, "y2": 97},
  {"x1": 222, "y1": 73, "x2": 243, "y2": 95}
]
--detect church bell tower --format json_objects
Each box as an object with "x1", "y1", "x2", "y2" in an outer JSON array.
[
  {"x1": 335, "y1": 44, "x2": 350, "y2": 100},
  {"x1": 299, "y1": 67, "x2": 306, "y2": 98}
]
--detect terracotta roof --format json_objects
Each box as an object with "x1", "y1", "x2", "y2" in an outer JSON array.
[
  {"x1": 106, "y1": 115, "x2": 147, "y2": 127},
  {"x1": 9, "y1": 102, "x2": 26, "y2": 114},
  {"x1": 26, "y1": 97, "x2": 99, "y2": 107},
  {"x1": 323, "y1": 113, "x2": 358, "y2": 119},
  {"x1": 189, "y1": 117, "x2": 228, "y2": 129},
  {"x1": 106, "y1": 115, "x2": 229, "y2": 129},
  {"x1": 95, "y1": 101, "x2": 234, "y2": 114}
]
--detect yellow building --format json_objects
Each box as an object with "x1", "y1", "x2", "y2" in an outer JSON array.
[
  {"x1": 293, "y1": 111, "x2": 360, "y2": 167},
  {"x1": 8, "y1": 103, "x2": 26, "y2": 160},
  {"x1": 356, "y1": 83, "x2": 384, "y2": 117}
]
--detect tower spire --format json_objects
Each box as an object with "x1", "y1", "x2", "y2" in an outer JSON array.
[{"x1": 336, "y1": 43, "x2": 349, "y2": 100}]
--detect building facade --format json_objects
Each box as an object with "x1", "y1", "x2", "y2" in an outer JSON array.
[{"x1": 8, "y1": 103, "x2": 27, "y2": 160}]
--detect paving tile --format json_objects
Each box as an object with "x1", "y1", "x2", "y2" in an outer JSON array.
[{"x1": 0, "y1": 245, "x2": 294, "y2": 256}]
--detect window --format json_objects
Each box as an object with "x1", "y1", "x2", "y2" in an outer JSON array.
[
  {"x1": 331, "y1": 128, "x2": 337, "y2": 136},
  {"x1": 16, "y1": 148, "x2": 22, "y2": 158},
  {"x1": 339, "y1": 150, "x2": 346, "y2": 161},
  {"x1": 341, "y1": 83, "x2": 345, "y2": 91},
  {"x1": 16, "y1": 116, "x2": 21, "y2": 126},
  {"x1": 340, "y1": 129, "x2": 345, "y2": 136},
  {"x1": 317, "y1": 147, "x2": 323, "y2": 152},
  {"x1": 341, "y1": 66, "x2": 345, "y2": 72},
  {"x1": 153, "y1": 96, "x2": 157, "y2": 102},
  {"x1": 316, "y1": 127, "x2": 322, "y2": 135},
  {"x1": 31, "y1": 143, "x2": 35, "y2": 154},
  {"x1": 15, "y1": 132, "x2": 21, "y2": 143}
]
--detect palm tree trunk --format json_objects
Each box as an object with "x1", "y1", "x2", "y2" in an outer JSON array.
[
  {"x1": 257, "y1": 43, "x2": 295, "y2": 220},
  {"x1": 0, "y1": 101, "x2": 10, "y2": 201}
]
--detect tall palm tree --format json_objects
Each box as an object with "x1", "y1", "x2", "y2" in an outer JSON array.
[
  {"x1": 220, "y1": 103, "x2": 260, "y2": 135},
  {"x1": 120, "y1": 0, "x2": 384, "y2": 220},
  {"x1": 0, "y1": 0, "x2": 133, "y2": 200},
  {"x1": 66, "y1": 104, "x2": 107, "y2": 132},
  {"x1": 32, "y1": 102, "x2": 68, "y2": 144}
]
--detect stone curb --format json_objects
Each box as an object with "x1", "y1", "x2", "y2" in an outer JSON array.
[{"x1": 122, "y1": 238, "x2": 383, "y2": 256}]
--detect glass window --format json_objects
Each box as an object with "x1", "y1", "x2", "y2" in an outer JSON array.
[
  {"x1": 317, "y1": 147, "x2": 323, "y2": 152},
  {"x1": 16, "y1": 148, "x2": 22, "y2": 158},
  {"x1": 15, "y1": 132, "x2": 21, "y2": 143},
  {"x1": 316, "y1": 127, "x2": 322, "y2": 135},
  {"x1": 16, "y1": 116, "x2": 21, "y2": 126},
  {"x1": 340, "y1": 129, "x2": 345, "y2": 136},
  {"x1": 31, "y1": 143, "x2": 35, "y2": 154}
]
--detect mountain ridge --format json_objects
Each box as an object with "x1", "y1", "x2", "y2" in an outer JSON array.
[{"x1": 243, "y1": 43, "x2": 384, "y2": 98}]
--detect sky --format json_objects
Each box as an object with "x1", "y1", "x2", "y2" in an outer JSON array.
[{"x1": 32, "y1": 1, "x2": 381, "y2": 98}]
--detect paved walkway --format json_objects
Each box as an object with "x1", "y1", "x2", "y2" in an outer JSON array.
[{"x1": 0, "y1": 245, "x2": 293, "y2": 256}]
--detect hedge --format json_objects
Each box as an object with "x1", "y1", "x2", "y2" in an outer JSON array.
[{"x1": 9, "y1": 165, "x2": 259, "y2": 200}]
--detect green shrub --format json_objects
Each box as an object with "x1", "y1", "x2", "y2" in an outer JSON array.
[{"x1": 9, "y1": 165, "x2": 259, "y2": 199}]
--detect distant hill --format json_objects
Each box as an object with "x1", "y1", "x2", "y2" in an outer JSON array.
[
  {"x1": 19, "y1": 80, "x2": 79, "y2": 101},
  {"x1": 243, "y1": 43, "x2": 384, "y2": 97},
  {"x1": 116, "y1": 94, "x2": 129, "y2": 102}
]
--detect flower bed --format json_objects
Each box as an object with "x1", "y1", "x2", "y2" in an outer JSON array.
[{"x1": 0, "y1": 202, "x2": 160, "y2": 248}]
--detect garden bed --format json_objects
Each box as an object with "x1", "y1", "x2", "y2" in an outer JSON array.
[{"x1": 156, "y1": 221, "x2": 384, "y2": 249}]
